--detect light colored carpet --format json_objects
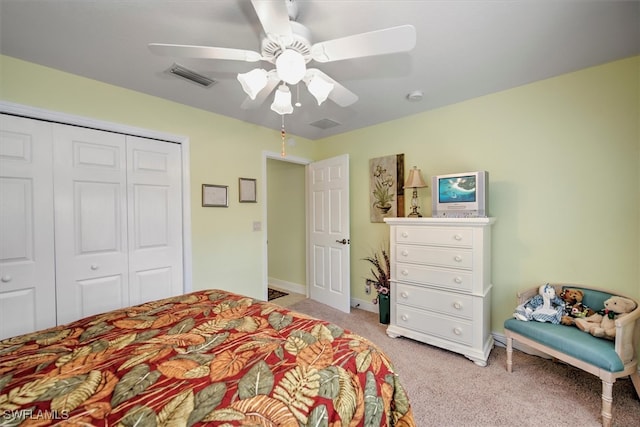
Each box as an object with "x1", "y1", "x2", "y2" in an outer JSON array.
[{"x1": 287, "y1": 298, "x2": 639, "y2": 427}]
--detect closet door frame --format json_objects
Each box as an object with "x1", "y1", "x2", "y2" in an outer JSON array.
[{"x1": 0, "y1": 101, "x2": 193, "y2": 293}]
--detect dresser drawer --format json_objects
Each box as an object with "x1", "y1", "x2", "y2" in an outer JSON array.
[
  {"x1": 396, "y1": 283, "x2": 473, "y2": 319},
  {"x1": 395, "y1": 226, "x2": 473, "y2": 247},
  {"x1": 394, "y1": 305, "x2": 473, "y2": 346},
  {"x1": 396, "y1": 244, "x2": 473, "y2": 270},
  {"x1": 395, "y1": 262, "x2": 473, "y2": 291}
]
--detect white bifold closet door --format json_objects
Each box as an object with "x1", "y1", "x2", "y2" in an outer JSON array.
[
  {"x1": 53, "y1": 125, "x2": 183, "y2": 324},
  {"x1": 0, "y1": 115, "x2": 56, "y2": 339}
]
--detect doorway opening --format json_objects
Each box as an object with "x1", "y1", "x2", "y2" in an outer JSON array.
[{"x1": 263, "y1": 152, "x2": 310, "y2": 304}]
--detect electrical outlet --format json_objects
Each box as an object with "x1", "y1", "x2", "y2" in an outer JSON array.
[{"x1": 365, "y1": 283, "x2": 371, "y2": 294}]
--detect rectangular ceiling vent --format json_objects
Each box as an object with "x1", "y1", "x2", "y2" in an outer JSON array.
[
  {"x1": 309, "y1": 118, "x2": 341, "y2": 129},
  {"x1": 167, "y1": 63, "x2": 216, "y2": 87}
]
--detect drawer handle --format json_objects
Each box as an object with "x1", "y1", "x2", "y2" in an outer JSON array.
[
  {"x1": 453, "y1": 327, "x2": 462, "y2": 335},
  {"x1": 401, "y1": 250, "x2": 409, "y2": 257},
  {"x1": 400, "y1": 291, "x2": 408, "y2": 299},
  {"x1": 454, "y1": 277, "x2": 463, "y2": 284},
  {"x1": 91, "y1": 264, "x2": 100, "y2": 271},
  {"x1": 454, "y1": 234, "x2": 463, "y2": 241},
  {"x1": 401, "y1": 314, "x2": 409, "y2": 321},
  {"x1": 401, "y1": 269, "x2": 409, "y2": 276},
  {"x1": 453, "y1": 302, "x2": 462, "y2": 310},
  {"x1": 401, "y1": 232, "x2": 409, "y2": 238},
  {"x1": 454, "y1": 255, "x2": 463, "y2": 262},
  {"x1": 1, "y1": 275, "x2": 11, "y2": 283}
]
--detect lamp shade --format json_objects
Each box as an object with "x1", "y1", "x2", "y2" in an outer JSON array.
[
  {"x1": 237, "y1": 68, "x2": 268, "y2": 100},
  {"x1": 270, "y1": 84, "x2": 294, "y2": 115},
  {"x1": 275, "y1": 49, "x2": 306, "y2": 85},
  {"x1": 306, "y1": 73, "x2": 334, "y2": 105},
  {"x1": 404, "y1": 166, "x2": 427, "y2": 188}
]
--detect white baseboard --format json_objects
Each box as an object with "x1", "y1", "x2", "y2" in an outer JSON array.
[
  {"x1": 491, "y1": 331, "x2": 552, "y2": 359},
  {"x1": 268, "y1": 278, "x2": 305, "y2": 295},
  {"x1": 350, "y1": 296, "x2": 378, "y2": 313}
]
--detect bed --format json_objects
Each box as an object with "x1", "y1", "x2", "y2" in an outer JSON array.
[{"x1": 0, "y1": 289, "x2": 415, "y2": 426}]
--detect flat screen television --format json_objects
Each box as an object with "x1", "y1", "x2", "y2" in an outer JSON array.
[{"x1": 431, "y1": 171, "x2": 488, "y2": 218}]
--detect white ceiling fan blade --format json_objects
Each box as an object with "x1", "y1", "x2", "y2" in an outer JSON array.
[
  {"x1": 251, "y1": 0, "x2": 294, "y2": 46},
  {"x1": 311, "y1": 24, "x2": 416, "y2": 63},
  {"x1": 149, "y1": 43, "x2": 262, "y2": 62},
  {"x1": 240, "y1": 70, "x2": 280, "y2": 109},
  {"x1": 306, "y1": 69, "x2": 358, "y2": 107}
]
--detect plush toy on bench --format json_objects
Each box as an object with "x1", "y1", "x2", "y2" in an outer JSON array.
[
  {"x1": 513, "y1": 283, "x2": 564, "y2": 324},
  {"x1": 559, "y1": 288, "x2": 596, "y2": 326},
  {"x1": 573, "y1": 295, "x2": 637, "y2": 340}
]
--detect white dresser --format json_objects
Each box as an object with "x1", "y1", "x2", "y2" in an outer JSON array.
[{"x1": 383, "y1": 217, "x2": 495, "y2": 366}]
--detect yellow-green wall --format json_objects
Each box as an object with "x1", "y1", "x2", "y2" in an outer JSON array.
[
  {"x1": 0, "y1": 55, "x2": 317, "y2": 300},
  {"x1": 319, "y1": 56, "x2": 640, "y2": 330},
  {"x1": 1, "y1": 54, "x2": 638, "y2": 334},
  {"x1": 267, "y1": 158, "x2": 306, "y2": 287}
]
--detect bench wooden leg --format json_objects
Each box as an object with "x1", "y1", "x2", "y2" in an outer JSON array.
[
  {"x1": 506, "y1": 335, "x2": 513, "y2": 373},
  {"x1": 601, "y1": 380, "x2": 613, "y2": 427}
]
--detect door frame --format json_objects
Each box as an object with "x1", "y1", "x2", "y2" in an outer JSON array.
[
  {"x1": 261, "y1": 151, "x2": 311, "y2": 301},
  {"x1": 0, "y1": 101, "x2": 193, "y2": 292}
]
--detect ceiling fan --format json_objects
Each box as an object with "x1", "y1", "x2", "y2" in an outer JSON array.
[{"x1": 149, "y1": 0, "x2": 416, "y2": 115}]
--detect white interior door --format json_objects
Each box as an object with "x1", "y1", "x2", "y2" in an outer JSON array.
[
  {"x1": 127, "y1": 136, "x2": 183, "y2": 305},
  {"x1": 53, "y1": 124, "x2": 129, "y2": 324},
  {"x1": 0, "y1": 115, "x2": 56, "y2": 339},
  {"x1": 307, "y1": 154, "x2": 350, "y2": 312}
]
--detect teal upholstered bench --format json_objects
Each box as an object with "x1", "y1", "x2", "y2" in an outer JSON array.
[{"x1": 504, "y1": 284, "x2": 640, "y2": 427}]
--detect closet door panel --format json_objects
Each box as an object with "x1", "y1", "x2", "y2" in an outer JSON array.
[
  {"x1": 54, "y1": 125, "x2": 129, "y2": 324},
  {"x1": 0, "y1": 115, "x2": 55, "y2": 339},
  {"x1": 127, "y1": 136, "x2": 183, "y2": 305}
]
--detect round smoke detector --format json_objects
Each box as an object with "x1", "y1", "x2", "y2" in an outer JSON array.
[{"x1": 406, "y1": 90, "x2": 424, "y2": 102}]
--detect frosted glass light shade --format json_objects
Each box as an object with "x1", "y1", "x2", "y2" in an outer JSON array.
[
  {"x1": 275, "y1": 49, "x2": 306, "y2": 84},
  {"x1": 270, "y1": 84, "x2": 293, "y2": 115},
  {"x1": 404, "y1": 166, "x2": 427, "y2": 189},
  {"x1": 237, "y1": 68, "x2": 268, "y2": 100},
  {"x1": 306, "y1": 74, "x2": 334, "y2": 105}
]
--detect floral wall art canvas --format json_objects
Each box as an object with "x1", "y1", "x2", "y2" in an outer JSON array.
[{"x1": 369, "y1": 154, "x2": 404, "y2": 222}]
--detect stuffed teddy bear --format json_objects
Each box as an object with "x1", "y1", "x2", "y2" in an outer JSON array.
[
  {"x1": 559, "y1": 288, "x2": 595, "y2": 326},
  {"x1": 513, "y1": 283, "x2": 564, "y2": 324},
  {"x1": 574, "y1": 295, "x2": 637, "y2": 340}
]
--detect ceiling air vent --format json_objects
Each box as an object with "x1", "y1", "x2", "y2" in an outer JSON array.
[
  {"x1": 309, "y1": 118, "x2": 341, "y2": 129},
  {"x1": 167, "y1": 63, "x2": 216, "y2": 87}
]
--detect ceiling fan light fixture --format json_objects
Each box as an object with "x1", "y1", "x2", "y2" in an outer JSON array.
[
  {"x1": 275, "y1": 49, "x2": 306, "y2": 84},
  {"x1": 237, "y1": 68, "x2": 268, "y2": 100},
  {"x1": 306, "y1": 74, "x2": 334, "y2": 106},
  {"x1": 270, "y1": 84, "x2": 294, "y2": 115}
]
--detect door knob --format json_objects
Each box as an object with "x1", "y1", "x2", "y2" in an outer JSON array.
[{"x1": 335, "y1": 238, "x2": 350, "y2": 245}]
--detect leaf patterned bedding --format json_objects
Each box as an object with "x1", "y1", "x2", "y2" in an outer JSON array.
[{"x1": 0, "y1": 289, "x2": 415, "y2": 426}]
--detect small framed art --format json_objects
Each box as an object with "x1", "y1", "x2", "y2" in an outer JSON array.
[
  {"x1": 239, "y1": 178, "x2": 257, "y2": 203},
  {"x1": 202, "y1": 184, "x2": 228, "y2": 207}
]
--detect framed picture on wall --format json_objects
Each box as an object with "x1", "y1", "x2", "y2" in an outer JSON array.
[
  {"x1": 202, "y1": 184, "x2": 228, "y2": 207},
  {"x1": 239, "y1": 178, "x2": 257, "y2": 203},
  {"x1": 369, "y1": 153, "x2": 405, "y2": 222}
]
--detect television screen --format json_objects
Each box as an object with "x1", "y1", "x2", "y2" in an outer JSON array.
[{"x1": 438, "y1": 175, "x2": 477, "y2": 203}]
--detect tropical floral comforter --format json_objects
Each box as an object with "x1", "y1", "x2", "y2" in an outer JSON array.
[{"x1": 0, "y1": 289, "x2": 414, "y2": 426}]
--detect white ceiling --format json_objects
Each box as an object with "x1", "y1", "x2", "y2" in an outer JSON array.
[{"x1": 1, "y1": 0, "x2": 638, "y2": 140}]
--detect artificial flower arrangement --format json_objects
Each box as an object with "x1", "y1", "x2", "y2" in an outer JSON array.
[{"x1": 363, "y1": 247, "x2": 391, "y2": 304}]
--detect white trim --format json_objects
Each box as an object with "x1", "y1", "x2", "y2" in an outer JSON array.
[
  {"x1": 0, "y1": 101, "x2": 193, "y2": 293},
  {"x1": 491, "y1": 331, "x2": 552, "y2": 359},
  {"x1": 261, "y1": 151, "x2": 312, "y2": 301},
  {"x1": 351, "y1": 296, "x2": 378, "y2": 313},
  {"x1": 267, "y1": 278, "x2": 305, "y2": 295}
]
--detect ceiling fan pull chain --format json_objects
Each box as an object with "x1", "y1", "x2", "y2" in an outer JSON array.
[{"x1": 281, "y1": 115, "x2": 287, "y2": 158}]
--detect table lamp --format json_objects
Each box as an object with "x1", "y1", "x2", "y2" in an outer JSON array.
[{"x1": 404, "y1": 166, "x2": 427, "y2": 217}]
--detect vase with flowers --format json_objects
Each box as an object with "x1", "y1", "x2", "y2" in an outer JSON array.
[{"x1": 363, "y1": 247, "x2": 391, "y2": 324}]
